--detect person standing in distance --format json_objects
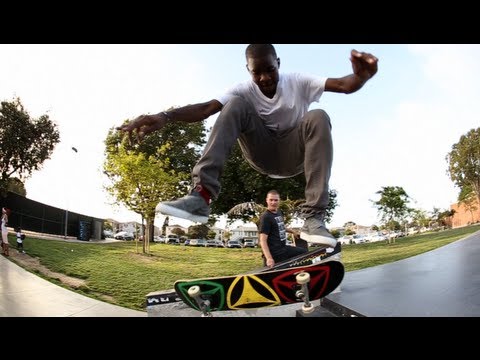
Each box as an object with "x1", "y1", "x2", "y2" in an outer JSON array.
[
  {"x1": 117, "y1": 44, "x2": 378, "y2": 247},
  {"x1": 1, "y1": 207, "x2": 10, "y2": 256},
  {"x1": 16, "y1": 227, "x2": 26, "y2": 253},
  {"x1": 259, "y1": 190, "x2": 307, "y2": 268}
]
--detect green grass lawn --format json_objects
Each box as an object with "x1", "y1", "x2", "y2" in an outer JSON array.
[{"x1": 8, "y1": 224, "x2": 480, "y2": 311}]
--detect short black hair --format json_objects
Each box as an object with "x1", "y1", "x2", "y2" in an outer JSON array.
[{"x1": 245, "y1": 44, "x2": 277, "y2": 60}]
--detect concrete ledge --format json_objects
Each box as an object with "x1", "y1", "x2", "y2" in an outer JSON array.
[
  {"x1": 320, "y1": 297, "x2": 365, "y2": 317},
  {"x1": 147, "y1": 298, "x2": 324, "y2": 317}
]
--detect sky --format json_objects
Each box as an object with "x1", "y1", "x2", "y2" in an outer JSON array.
[{"x1": 1, "y1": 44, "x2": 479, "y2": 230}]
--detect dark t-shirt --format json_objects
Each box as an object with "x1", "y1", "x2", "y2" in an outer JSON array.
[{"x1": 259, "y1": 210, "x2": 288, "y2": 259}]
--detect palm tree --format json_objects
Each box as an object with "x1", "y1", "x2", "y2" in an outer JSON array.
[{"x1": 227, "y1": 198, "x2": 303, "y2": 228}]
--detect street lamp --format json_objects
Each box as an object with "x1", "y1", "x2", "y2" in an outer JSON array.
[{"x1": 64, "y1": 146, "x2": 78, "y2": 238}]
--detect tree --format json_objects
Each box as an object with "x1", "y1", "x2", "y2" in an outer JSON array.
[
  {"x1": 103, "y1": 220, "x2": 113, "y2": 232},
  {"x1": 171, "y1": 227, "x2": 186, "y2": 237},
  {"x1": 330, "y1": 229, "x2": 341, "y2": 239},
  {"x1": 384, "y1": 220, "x2": 401, "y2": 231},
  {"x1": 104, "y1": 147, "x2": 183, "y2": 252},
  {"x1": 161, "y1": 216, "x2": 169, "y2": 236},
  {"x1": 409, "y1": 209, "x2": 430, "y2": 230},
  {"x1": 103, "y1": 118, "x2": 205, "y2": 252},
  {"x1": 446, "y1": 127, "x2": 480, "y2": 218},
  {"x1": 188, "y1": 224, "x2": 209, "y2": 239},
  {"x1": 0, "y1": 97, "x2": 60, "y2": 195},
  {"x1": 458, "y1": 185, "x2": 478, "y2": 224},
  {"x1": 373, "y1": 186, "x2": 412, "y2": 230},
  {"x1": 430, "y1": 207, "x2": 455, "y2": 229},
  {"x1": 439, "y1": 209, "x2": 455, "y2": 228},
  {"x1": 6, "y1": 177, "x2": 26, "y2": 196},
  {"x1": 105, "y1": 116, "x2": 206, "y2": 196}
]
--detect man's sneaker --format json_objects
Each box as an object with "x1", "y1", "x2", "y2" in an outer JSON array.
[
  {"x1": 300, "y1": 215, "x2": 337, "y2": 248},
  {"x1": 156, "y1": 191, "x2": 210, "y2": 223}
]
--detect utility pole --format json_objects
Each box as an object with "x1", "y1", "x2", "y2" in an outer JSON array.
[{"x1": 64, "y1": 146, "x2": 78, "y2": 238}]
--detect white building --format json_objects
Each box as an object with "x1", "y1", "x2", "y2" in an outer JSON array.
[
  {"x1": 230, "y1": 226, "x2": 258, "y2": 244},
  {"x1": 210, "y1": 226, "x2": 226, "y2": 241}
]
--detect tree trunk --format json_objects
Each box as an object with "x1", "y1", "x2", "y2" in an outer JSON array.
[{"x1": 143, "y1": 214, "x2": 155, "y2": 254}]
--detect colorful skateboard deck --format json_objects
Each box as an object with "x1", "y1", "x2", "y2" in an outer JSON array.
[
  {"x1": 174, "y1": 260, "x2": 344, "y2": 313},
  {"x1": 267, "y1": 241, "x2": 341, "y2": 270},
  {"x1": 146, "y1": 242, "x2": 341, "y2": 308}
]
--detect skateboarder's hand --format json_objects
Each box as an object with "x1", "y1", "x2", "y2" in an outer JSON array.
[
  {"x1": 116, "y1": 113, "x2": 169, "y2": 144},
  {"x1": 266, "y1": 257, "x2": 275, "y2": 268},
  {"x1": 350, "y1": 49, "x2": 378, "y2": 80}
]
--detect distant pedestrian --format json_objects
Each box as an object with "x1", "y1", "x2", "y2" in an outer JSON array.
[
  {"x1": 1, "y1": 207, "x2": 10, "y2": 256},
  {"x1": 16, "y1": 227, "x2": 25, "y2": 253}
]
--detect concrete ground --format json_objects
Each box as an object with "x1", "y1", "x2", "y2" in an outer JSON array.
[
  {"x1": 326, "y1": 230, "x2": 480, "y2": 317},
  {"x1": 0, "y1": 254, "x2": 146, "y2": 317}
]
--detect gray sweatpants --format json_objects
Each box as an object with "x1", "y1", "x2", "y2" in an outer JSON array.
[{"x1": 192, "y1": 96, "x2": 333, "y2": 218}]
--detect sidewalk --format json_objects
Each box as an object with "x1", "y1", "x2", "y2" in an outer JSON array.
[{"x1": 0, "y1": 254, "x2": 146, "y2": 317}]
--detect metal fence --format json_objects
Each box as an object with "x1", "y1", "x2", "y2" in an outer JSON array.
[{"x1": 1, "y1": 191, "x2": 104, "y2": 240}]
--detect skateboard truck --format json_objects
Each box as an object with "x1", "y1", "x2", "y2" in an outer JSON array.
[
  {"x1": 187, "y1": 285, "x2": 212, "y2": 317},
  {"x1": 295, "y1": 272, "x2": 315, "y2": 314}
]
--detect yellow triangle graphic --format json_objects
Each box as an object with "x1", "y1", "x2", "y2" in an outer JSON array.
[{"x1": 227, "y1": 275, "x2": 281, "y2": 309}]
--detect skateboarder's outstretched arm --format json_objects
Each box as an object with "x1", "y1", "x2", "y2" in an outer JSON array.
[
  {"x1": 116, "y1": 99, "x2": 222, "y2": 142},
  {"x1": 325, "y1": 49, "x2": 378, "y2": 94}
]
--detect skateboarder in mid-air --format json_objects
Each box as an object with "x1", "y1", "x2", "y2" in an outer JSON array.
[{"x1": 117, "y1": 44, "x2": 378, "y2": 247}]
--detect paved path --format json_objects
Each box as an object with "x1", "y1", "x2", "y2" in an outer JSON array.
[
  {"x1": 326, "y1": 230, "x2": 480, "y2": 316},
  {"x1": 0, "y1": 254, "x2": 146, "y2": 317}
]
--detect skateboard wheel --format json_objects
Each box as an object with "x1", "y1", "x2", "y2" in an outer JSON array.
[
  {"x1": 188, "y1": 285, "x2": 201, "y2": 297},
  {"x1": 296, "y1": 272, "x2": 310, "y2": 284},
  {"x1": 302, "y1": 303, "x2": 315, "y2": 314}
]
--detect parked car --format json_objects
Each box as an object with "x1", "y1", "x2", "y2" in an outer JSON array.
[
  {"x1": 189, "y1": 239, "x2": 208, "y2": 247},
  {"x1": 166, "y1": 237, "x2": 180, "y2": 245},
  {"x1": 197, "y1": 239, "x2": 208, "y2": 247},
  {"x1": 205, "y1": 240, "x2": 218, "y2": 247},
  {"x1": 227, "y1": 240, "x2": 242, "y2": 248},
  {"x1": 189, "y1": 239, "x2": 200, "y2": 246},
  {"x1": 153, "y1": 236, "x2": 165, "y2": 243},
  {"x1": 205, "y1": 240, "x2": 225, "y2": 248},
  {"x1": 243, "y1": 239, "x2": 256, "y2": 248},
  {"x1": 214, "y1": 240, "x2": 225, "y2": 248},
  {"x1": 352, "y1": 235, "x2": 366, "y2": 244},
  {"x1": 114, "y1": 231, "x2": 134, "y2": 240},
  {"x1": 165, "y1": 235, "x2": 180, "y2": 244}
]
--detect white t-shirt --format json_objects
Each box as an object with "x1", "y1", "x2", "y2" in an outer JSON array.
[{"x1": 216, "y1": 73, "x2": 327, "y2": 133}]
